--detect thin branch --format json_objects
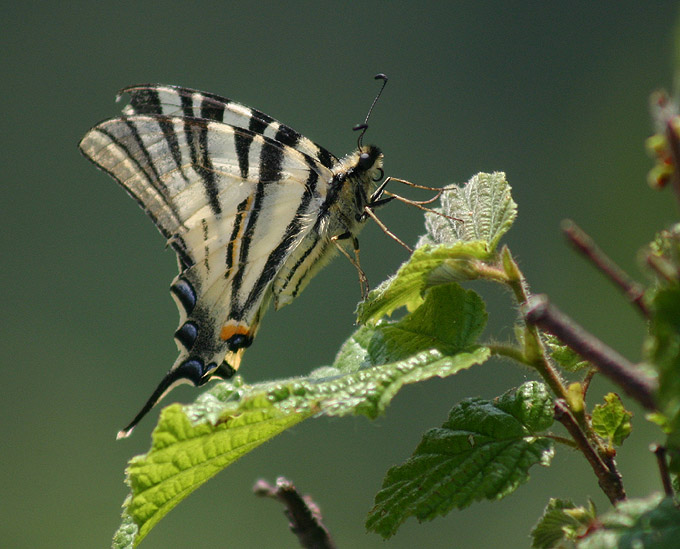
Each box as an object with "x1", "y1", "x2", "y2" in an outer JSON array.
[
  {"x1": 523, "y1": 295, "x2": 658, "y2": 411},
  {"x1": 650, "y1": 444, "x2": 674, "y2": 497},
  {"x1": 562, "y1": 220, "x2": 649, "y2": 317},
  {"x1": 254, "y1": 477, "x2": 337, "y2": 549},
  {"x1": 554, "y1": 400, "x2": 626, "y2": 504}
]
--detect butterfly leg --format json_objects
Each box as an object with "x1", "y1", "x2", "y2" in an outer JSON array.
[
  {"x1": 331, "y1": 231, "x2": 369, "y2": 299},
  {"x1": 362, "y1": 205, "x2": 413, "y2": 253}
]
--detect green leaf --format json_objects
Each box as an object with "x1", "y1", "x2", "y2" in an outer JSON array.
[
  {"x1": 577, "y1": 494, "x2": 680, "y2": 549},
  {"x1": 357, "y1": 172, "x2": 516, "y2": 325},
  {"x1": 113, "y1": 282, "x2": 491, "y2": 546},
  {"x1": 545, "y1": 334, "x2": 591, "y2": 372},
  {"x1": 591, "y1": 393, "x2": 633, "y2": 447},
  {"x1": 114, "y1": 398, "x2": 307, "y2": 546},
  {"x1": 366, "y1": 283, "x2": 487, "y2": 364},
  {"x1": 418, "y1": 171, "x2": 517, "y2": 251},
  {"x1": 356, "y1": 242, "x2": 490, "y2": 325},
  {"x1": 365, "y1": 381, "x2": 554, "y2": 539},
  {"x1": 111, "y1": 506, "x2": 137, "y2": 549},
  {"x1": 531, "y1": 498, "x2": 597, "y2": 549}
]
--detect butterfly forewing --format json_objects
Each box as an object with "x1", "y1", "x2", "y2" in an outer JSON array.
[
  {"x1": 79, "y1": 84, "x2": 384, "y2": 437},
  {"x1": 121, "y1": 85, "x2": 337, "y2": 169}
]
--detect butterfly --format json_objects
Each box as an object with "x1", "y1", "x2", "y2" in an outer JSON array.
[{"x1": 79, "y1": 77, "x2": 391, "y2": 438}]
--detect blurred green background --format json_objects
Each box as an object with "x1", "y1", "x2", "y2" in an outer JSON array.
[{"x1": 3, "y1": 2, "x2": 679, "y2": 547}]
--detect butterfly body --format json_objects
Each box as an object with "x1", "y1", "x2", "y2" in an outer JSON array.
[{"x1": 79, "y1": 85, "x2": 384, "y2": 437}]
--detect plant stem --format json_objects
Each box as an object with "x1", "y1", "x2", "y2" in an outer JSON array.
[
  {"x1": 488, "y1": 343, "x2": 530, "y2": 365},
  {"x1": 544, "y1": 433, "x2": 580, "y2": 449},
  {"x1": 500, "y1": 250, "x2": 628, "y2": 505},
  {"x1": 561, "y1": 220, "x2": 649, "y2": 317},
  {"x1": 523, "y1": 295, "x2": 658, "y2": 411},
  {"x1": 254, "y1": 477, "x2": 337, "y2": 549},
  {"x1": 651, "y1": 444, "x2": 674, "y2": 497},
  {"x1": 554, "y1": 400, "x2": 626, "y2": 504},
  {"x1": 500, "y1": 248, "x2": 570, "y2": 402}
]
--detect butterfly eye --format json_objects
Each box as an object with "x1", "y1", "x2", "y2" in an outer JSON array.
[{"x1": 358, "y1": 152, "x2": 373, "y2": 171}]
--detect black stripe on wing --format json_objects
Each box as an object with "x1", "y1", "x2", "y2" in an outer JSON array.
[
  {"x1": 120, "y1": 84, "x2": 338, "y2": 170},
  {"x1": 78, "y1": 122, "x2": 195, "y2": 270},
  {"x1": 240, "y1": 167, "x2": 319, "y2": 317}
]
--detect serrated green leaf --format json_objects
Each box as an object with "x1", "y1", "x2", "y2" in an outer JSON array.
[
  {"x1": 332, "y1": 324, "x2": 374, "y2": 373},
  {"x1": 577, "y1": 494, "x2": 680, "y2": 549},
  {"x1": 356, "y1": 242, "x2": 490, "y2": 325},
  {"x1": 591, "y1": 393, "x2": 633, "y2": 447},
  {"x1": 357, "y1": 172, "x2": 516, "y2": 326},
  {"x1": 367, "y1": 283, "x2": 486, "y2": 363},
  {"x1": 419, "y1": 172, "x2": 517, "y2": 251},
  {"x1": 531, "y1": 498, "x2": 597, "y2": 549},
  {"x1": 116, "y1": 348, "x2": 491, "y2": 547},
  {"x1": 365, "y1": 381, "x2": 554, "y2": 539},
  {"x1": 114, "y1": 281, "x2": 492, "y2": 547},
  {"x1": 118, "y1": 400, "x2": 306, "y2": 546},
  {"x1": 545, "y1": 334, "x2": 591, "y2": 372},
  {"x1": 111, "y1": 505, "x2": 137, "y2": 549}
]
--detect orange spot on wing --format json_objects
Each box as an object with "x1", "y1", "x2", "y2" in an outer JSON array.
[{"x1": 220, "y1": 324, "x2": 251, "y2": 341}]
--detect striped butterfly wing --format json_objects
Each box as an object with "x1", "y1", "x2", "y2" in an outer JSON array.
[
  {"x1": 121, "y1": 84, "x2": 337, "y2": 170},
  {"x1": 80, "y1": 85, "x2": 384, "y2": 438},
  {"x1": 80, "y1": 89, "x2": 338, "y2": 437}
]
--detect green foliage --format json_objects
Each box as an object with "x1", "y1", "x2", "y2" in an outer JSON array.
[
  {"x1": 111, "y1": 147, "x2": 680, "y2": 547},
  {"x1": 357, "y1": 171, "x2": 516, "y2": 324},
  {"x1": 577, "y1": 494, "x2": 680, "y2": 549},
  {"x1": 417, "y1": 171, "x2": 517, "y2": 251},
  {"x1": 644, "y1": 225, "x2": 680, "y2": 471},
  {"x1": 591, "y1": 393, "x2": 633, "y2": 448},
  {"x1": 365, "y1": 382, "x2": 555, "y2": 539},
  {"x1": 113, "y1": 400, "x2": 307, "y2": 547},
  {"x1": 112, "y1": 270, "x2": 491, "y2": 546},
  {"x1": 531, "y1": 498, "x2": 597, "y2": 549},
  {"x1": 545, "y1": 334, "x2": 591, "y2": 372}
]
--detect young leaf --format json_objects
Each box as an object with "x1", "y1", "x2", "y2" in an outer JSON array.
[
  {"x1": 358, "y1": 172, "x2": 517, "y2": 325},
  {"x1": 577, "y1": 494, "x2": 680, "y2": 549},
  {"x1": 544, "y1": 334, "x2": 591, "y2": 372},
  {"x1": 356, "y1": 241, "x2": 490, "y2": 325},
  {"x1": 531, "y1": 498, "x2": 597, "y2": 549},
  {"x1": 591, "y1": 393, "x2": 633, "y2": 447},
  {"x1": 419, "y1": 171, "x2": 517, "y2": 251},
  {"x1": 365, "y1": 381, "x2": 554, "y2": 539},
  {"x1": 113, "y1": 282, "x2": 491, "y2": 546},
  {"x1": 366, "y1": 283, "x2": 487, "y2": 364}
]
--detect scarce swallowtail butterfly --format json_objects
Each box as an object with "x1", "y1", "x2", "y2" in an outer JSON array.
[{"x1": 79, "y1": 77, "x2": 391, "y2": 439}]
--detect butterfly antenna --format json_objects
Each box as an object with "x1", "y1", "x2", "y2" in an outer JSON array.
[{"x1": 353, "y1": 73, "x2": 389, "y2": 149}]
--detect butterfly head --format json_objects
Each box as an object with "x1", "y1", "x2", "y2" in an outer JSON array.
[{"x1": 335, "y1": 145, "x2": 384, "y2": 184}]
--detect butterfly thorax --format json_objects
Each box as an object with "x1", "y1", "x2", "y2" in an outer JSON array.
[
  {"x1": 324, "y1": 145, "x2": 383, "y2": 235},
  {"x1": 271, "y1": 145, "x2": 383, "y2": 309}
]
